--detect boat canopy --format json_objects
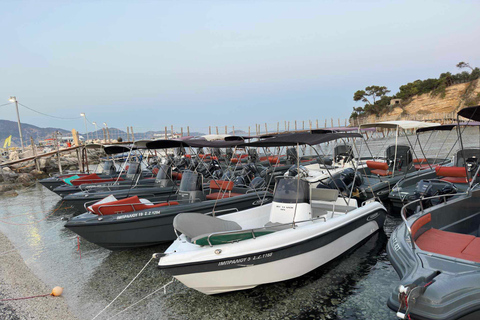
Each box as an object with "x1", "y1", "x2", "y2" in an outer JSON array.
[
  {"x1": 416, "y1": 124, "x2": 456, "y2": 133},
  {"x1": 85, "y1": 143, "x2": 104, "y2": 149},
  {"x1": 103, "y1": 144, "x2": 138, "y2": 155},
  {"x1": 243, "y1": 132, "x2": 362, "y2": 147},
  {"x1": 132, "y1": 139, "x2": 154, "y2": 148},
  {"x1": 458, "y1": 105, "x2": 480, "y2": 121},
  {"x1": 145, "y1": 138, "x2": 245, "y2": 150},
  {"x1": 359, "y1": 120, "x2": 440, "y2": 130}
]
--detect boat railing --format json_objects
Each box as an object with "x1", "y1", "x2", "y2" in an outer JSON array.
[
  {"x1": 400, "y1": 191, "x2": 469, "y2": 250},
  {"x1": 202, "y1": 216, "x2": 327, "y2": 247}
]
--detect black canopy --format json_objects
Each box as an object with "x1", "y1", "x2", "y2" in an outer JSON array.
[
  {"x1": 458, "y1": 106, "x2": 480, "y2": 121},
  {"x1": 103, "y1": 144, "x2": 136, "y2": 155},
  {"x1": 242, "y1": 132, "x2": 362, "y2": 147},
  {"x1": 145, "y1": 138, "x2": 245, "y2": 149},
  {"x1": 416, "y1": 124, "x2": 456, "y2": 133}
]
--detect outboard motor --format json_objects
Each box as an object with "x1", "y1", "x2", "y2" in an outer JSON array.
[
  {"x1": 249, "y1": 176, "x2": 266, "y2": 190},
  {"x1": 284, "y1": 165, "x2": 309, "y2": 179},
  {"x1": 316, "y1": 168, "x2": 363, "y2": 194},
  {"x1": 386, "y1": 145, "x2": 413, "y2": 171},
  {"x1": 154, "y1": 164, "x2": 175, "y2": 188},
  {"x1": 248, "y1": 148, "x2": 258, "y2": 163},
  {"x1": 408, "y1": 179, "x2": 457, "y2": 211},
  {"x1": 102, "y1": 160, "x2": 116, "y2": 176},
  {"x1": 317, "y1": 156, "x2": 333, "y2": 166},
  {"x1": 125, "y1": 162, "x2": 141, "y2": 180},
  {"x1": 334, "y1": 144, "x2": 354, "y2": 163},
  {"x1": 286, "y1": 147, "x2": 297, "y2": 165},
  {"x1": 176, "y1": 170, "x2": 205, "y2": 204}
]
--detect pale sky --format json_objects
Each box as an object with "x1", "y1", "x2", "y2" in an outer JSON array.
[{"x1": 1, "y1": 0, "x2": 479, "y2": 133}]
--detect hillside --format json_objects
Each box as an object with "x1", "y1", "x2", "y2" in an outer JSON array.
[
  {"x1": 356, "y1": 79, "x2": 480, "y2": 123},
  {"x1": 389, "y1": 79, "x2": 480, "y2": 118},
  {"x1": 0, "y1": 120, "x2": 71, "y2": 147}
]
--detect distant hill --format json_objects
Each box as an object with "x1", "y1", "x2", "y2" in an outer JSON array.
[
  {"x1": 0, "y1": 119, "x2": 206, "y2": 147},
  {"x1": 0, "y1": 119, "x2": 71, "y2": 147}
]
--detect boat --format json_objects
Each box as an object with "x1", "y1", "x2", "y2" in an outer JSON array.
[
  {"x1": 387, "y1": 106, "x2": 480, "y2": 320},
  {"x1": 155, "y1": 131, "x2": 387, "y2": 294},
  {"x1": 328, "y1": 121, "x2": 451, "y2": 208}
]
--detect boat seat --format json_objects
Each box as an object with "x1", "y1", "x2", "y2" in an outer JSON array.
[
  {"x1": 366, "y1": 161, "x2": 392, "y2": 176},
  {"x1": 310, "y1": 188, "x2": 338, "y2": 219},
  {"x1": 206, "y1": 180, "x2": 243, "y2": 200},
  {"x1": 436, "y1": 166, "x2": 471, "y2": 184},
  {"x1": 416, "y1": 228, "x2": 480, "y2": 262},
  {"x1": 88, "y1": 195, "x2": 179, "y2": 215}
]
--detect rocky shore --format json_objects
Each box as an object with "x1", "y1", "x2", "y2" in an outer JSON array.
[
  {"x1": 0, "y1": 149, "x2": 102, "y2": 197},
  {"x1": 0, "y1": 231, "x2": 77, "y2": 320}
]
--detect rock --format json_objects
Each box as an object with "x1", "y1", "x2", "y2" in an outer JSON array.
[
  {"x1": 30, "y1": 170, "x2": 48, "y2": 179},
  {"x1": 3, "y1": 190, "x2": 18, "y2": 197},
  {"x1": 0, "y1": 184, "x2": 16, "y2": 193},
  {"x1": 1, "y1": 167, "x2": 18, "y2": 182},
  {"x1": 16, "y1": 173, "x2": 35, "y2": 186}
]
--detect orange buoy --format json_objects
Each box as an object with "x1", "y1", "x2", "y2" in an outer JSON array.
[{"x1": 51, "y1": 287, "x2": 63, "y2": 297}]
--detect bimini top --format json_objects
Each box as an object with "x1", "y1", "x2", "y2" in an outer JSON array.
[
  {"x1": 132, "y1": 139, "x2": 154, "y2": 148},
  {"x1": 458, "y1": 105, "x2": 480, "y2": 121},
  {"x1": 242, "y1": 132, "x2": 362, "y2": 147},
  {"x1": 103, "y1": 144, "x2": 139, "y2": 155},
  {"x1": 359, "y1": 120, "x2": 441, "y2": 130},
  {"x1": 145, "y1": 138, "x2": 245, "y2": 150}
]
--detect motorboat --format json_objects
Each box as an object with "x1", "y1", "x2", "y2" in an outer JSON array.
[
  {"x1": 387, "y1": 106, "x2": 480, "y2": 320},
  {"x1": 320, "y1": 121, "x2": 451, "y2": 209},
  {"x1": 155, "y1": 131, "x2": 387, "y2": 294},
  {"x1": 64, "y1": 169, "x2": 274, "y2": 250}
]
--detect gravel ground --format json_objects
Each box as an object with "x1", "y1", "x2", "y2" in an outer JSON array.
[{"x1": 0, "y1": 231, "x2": 77, "y2": 320}]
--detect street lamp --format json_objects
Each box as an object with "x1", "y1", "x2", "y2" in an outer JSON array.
[
  {"x1": 103, "y1": 122, "x2": 111, "y2": 142},
  {"x1": 80, "y1": 113, "x2": 89, "y2": 142},
  {"x1": 92, "y1": 121, "x2": 99, "y2": 140},
  {"x1": 8, "y1": 96, "x2": 24, "y2": 151}
]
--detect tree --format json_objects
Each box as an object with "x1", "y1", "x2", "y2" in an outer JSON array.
[
  {"x1": 457, "y1": 61, "x2": 474, "y2": 71},
  {"x1": 353, "y1": 85, "x2": 390, "y2": 105}
]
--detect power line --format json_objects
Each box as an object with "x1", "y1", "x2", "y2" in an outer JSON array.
[
  {"x1": 18, "y1": 103, "x2": 82, "y2": 120},
  {"x1": 0, "y1": 102, "x2": 13, "y2": 108}
]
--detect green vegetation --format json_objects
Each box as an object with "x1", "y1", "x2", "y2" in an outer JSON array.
[{"x1": 350, "y1": 62, "x2": 480, "y2": 120}]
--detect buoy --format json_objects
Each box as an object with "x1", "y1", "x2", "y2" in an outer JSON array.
[{"x1": 51, "y1": 286, "x2": 63, "y2": 297}]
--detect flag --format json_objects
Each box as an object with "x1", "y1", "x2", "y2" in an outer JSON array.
[{"x1": 3, "y1": 135, "x2": 12, "y2": 148}]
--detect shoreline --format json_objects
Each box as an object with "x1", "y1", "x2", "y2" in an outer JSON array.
[{"x1": 0, "y1": 230, "x2": 78, "y2": 320}]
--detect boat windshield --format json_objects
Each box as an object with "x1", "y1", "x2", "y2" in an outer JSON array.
[
  {"x1": 127, "y1": 162, "x2": 140, "y2": 175},
  {"x1": 179, "y1": 170, "x2": 201, "y2": 191},
  {"x1": 156, "y1": 164, "x2": 170, "y2": 180},
  {"x1": 273, "y1": 177, "x2": 309, "y2": 204}
]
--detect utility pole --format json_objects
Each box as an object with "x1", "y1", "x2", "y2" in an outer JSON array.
[{"x1": 9, "y1": 96, "x2": 24, "y2": 151}]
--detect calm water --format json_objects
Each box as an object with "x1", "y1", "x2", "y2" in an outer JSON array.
[{"x1": 1, "y1": 127, "x2": 479, "y2": 320}]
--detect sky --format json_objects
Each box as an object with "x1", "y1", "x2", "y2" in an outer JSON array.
[{"x1": 1, "y1": 0, "x2": 480, "y2": 134}]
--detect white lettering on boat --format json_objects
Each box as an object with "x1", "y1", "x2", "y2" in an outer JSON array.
[
  {"x1": 218, "y1": 252, "x2": 273, "y2": 266},
  {"x1": 116, "y1": 210, "x2": 162, "y2": 220}
]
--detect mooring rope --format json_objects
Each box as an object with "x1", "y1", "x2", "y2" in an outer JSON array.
[
  {"x1": 91, "y1": 257, "x2": 154, "y2": 320},
  {"x1": 106, "y1": 278, "x2": 175, "y2": 320}
]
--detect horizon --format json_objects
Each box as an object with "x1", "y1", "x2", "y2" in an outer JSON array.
[{"x1": 1, "y1": 1, "x2": 479, "y2": 134}]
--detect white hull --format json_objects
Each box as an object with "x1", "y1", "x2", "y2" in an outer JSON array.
[{"x1": 161, "y1": 202, "x2": 384, "y2": 294}]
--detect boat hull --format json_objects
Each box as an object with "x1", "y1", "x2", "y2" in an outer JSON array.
[
  {"x1": 65, "y1": 192, "x2": 273, "y2": 250},
  {"x1": 159, "y1": 204, "x2": 386, "y2": 294},
  {"x1": 387, "y1": 194, "x2": 480, "y2": 320}
]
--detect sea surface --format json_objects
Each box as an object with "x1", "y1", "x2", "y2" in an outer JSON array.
[{"x1": 1, "y1": 127, "x2": 479, "y2": 320}]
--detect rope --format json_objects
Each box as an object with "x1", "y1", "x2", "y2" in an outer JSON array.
[
  {"x1": 0, "y1": 102, "x2": 13, "y2": 108},
  {"x1": 0, "y1": 293, "x2": 51, "y2": 302},
  {"x1": 91, "y1": 257, "x2": 154, "y2": 320},
  {"x1": 18, "y1": 103, "x2": 82, "y2": 120},
  {"x1": 106, "y1": 279, "x2": 175, "y2": 320}
]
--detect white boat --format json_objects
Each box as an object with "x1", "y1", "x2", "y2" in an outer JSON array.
[{"x1": 156, "y1": 132, "x2": 387, "y2": 294}]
